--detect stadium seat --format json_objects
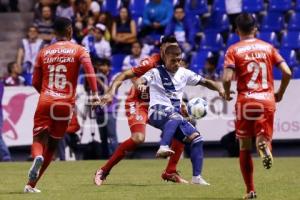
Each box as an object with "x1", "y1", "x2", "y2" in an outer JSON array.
[
  {"x1": 296, "y1": 0, "x2": 300, "y2": 11},
  {"x1": 287, "y1": 12, "x2": 300, "y2": 31},
  {"x1": 199, "y1": 32, "x2": 225, "y2": 51},
  {"x1": 281, "y1": 31, "x2": 300, "y2": 49},
  {"x1": 242, "y1": 0, "x2": 264, "y2": 13},
  {"x1": 111, "y1": 54, "x2": 126, "y2": 75},
  {"x1": 217, "y1": 51, "x2": 225, "y2": 71},
  {"x1": 205, "y1": 12, "x2": 230, "y2": 33},
  {"x1": 257, "y1": 31, "x2": 279, "y2": 47},
  {"x1": 269, "y1": 0, "x2": 292, "y2": 12},
  {"x1": 279, "y1": 48, "x2": 298, "y2": 67},
  {"x1": 130, "y1": 0, "x2": 146, "y2": 18},
  {"x1": 212, "y1": 0, "x2": 226, "y2": 14},
  {"x1": 189, "y1": 50, "x2": 212, "y2": 73},
  {"x1": 226, "y1": 33, "x2": 239, "y2": 47},
  {"x1": 165, "y1": 0, "x2": 180, "y2": 5},
  {"x1": 185, "y1": 0, "x2": 208, "y2": 18},
  {"x1": 260, "y1": 12, "x2": 284, "y2": 32},
  {"x1": 292, "y1": 66, "x2": 300, "y2": 78},
  {"x1": 102, "y1": 0, "x2": 122, "y2": 16},
  {"x1": 273, "y1": 66, "x2": 282, "y2": 80}
]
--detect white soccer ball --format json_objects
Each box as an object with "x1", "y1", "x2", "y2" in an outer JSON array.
[{"x1": 187, "y1": 97, "x2": 208, "y2": 119}]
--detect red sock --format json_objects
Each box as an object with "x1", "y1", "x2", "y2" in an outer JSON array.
[
  {"x1": 31, "y1": 141, "x2": 44, "y2": 158},
  {"x1": 101, "y1": 138, "x2": 137, "y2": 172},
  {"x1": 239, "y1": 150, "x2": 255, "y2": 193},
  {"x1": 27, "y1": 147, "x2": 55, "y2": 188},
  {"x1": 165, "y1": 139, "x2": 184, "y2": 173}
]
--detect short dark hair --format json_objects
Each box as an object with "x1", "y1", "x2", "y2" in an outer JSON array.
[
  {"x1": 7, "y1": 61, "x2": 16, "y2": 74},
  {"x1": 132, "y1": 40, "x2": 143, "y2": 48},
  {"x1": 53, "y1": 17, "x2": 72, "y2": 36},
  {"x1": 94, "y1": 58, "x2": 111, "y2": 67},
  {"x1": 164, "y1": 45, "x2": 181, "y2": 55},
  {"x1": 160, "y1": 36, "x2": 178, "y2": 45},
  {"x1": 235, "y1": 13, "x2": 257, "y2": 34}
]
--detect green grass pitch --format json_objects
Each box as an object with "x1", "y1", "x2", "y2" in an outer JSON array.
[{"x1": 0, "y1": 158, "x2": 299, "y2": 200}]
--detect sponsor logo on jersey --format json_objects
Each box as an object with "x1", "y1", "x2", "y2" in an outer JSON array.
[{"x1": 45, "y1": 49, "x2": 75, "y2": 55}]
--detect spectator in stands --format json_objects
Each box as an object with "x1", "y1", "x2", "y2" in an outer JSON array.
[
  {"x1": 112, "y1": 7, "x2": 137, "y2": 54},
  {"x1": 55, "y1": 0, "x2": 74, "y2": 20},
  {"x1": 86, "y1": 0, "x2": 101, "y2": 21},
  {"x1": 33, "y1": 0, "x2": 56, "y2": 22},
  {"x1": 0, "y1": 0, "x2": 19, "y2": 12},
  {"x1": 94, "y1": 58, "x2": 118, "y2": 158},
  {"x1": 122, "y1": 41, "x2": 147, "y2": 71},
  {"x1": 199, "y1": 55, "x2": 221, "y2": 81},
  {"x1": 140, "y1": 0, "x2": 173, "y2": 38},
  {"x1": 4, "y1": 62, "x2": 25, "y2": 86},
  {"x1": 82, "y1": 23, "x2": 111, "y2": 60},
  {"x1": 0, "y1": 82, "x2": 11, "y2": 161},
  {"x1": 165, "y1": 5, "x2": 196, "y2": 55},
  {"x1": 98, "y1": 11, "x2": 113, "y2": 41},
  {"x1": 74, "y1": 0, "x2": 90, "y2": 42},
  {"x1": 16, "y1": 26, "x2": 43, "y2": 85},
  {"x1": 33, "y1": 5, "x2": 54, "y2": 43},
  {"x1": 225, "y1": 0, "x2": 242, "y2": 32}
]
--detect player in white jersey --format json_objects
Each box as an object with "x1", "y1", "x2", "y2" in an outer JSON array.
[{"x1": 137, "y1": 45, "x2": 225, "y2": 184}]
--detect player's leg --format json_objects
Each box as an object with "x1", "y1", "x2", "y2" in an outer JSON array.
[{"x1": 94, "y1": 104, "x2": 148, "y2": 186}]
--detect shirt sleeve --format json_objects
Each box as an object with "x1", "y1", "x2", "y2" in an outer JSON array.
[
  {"x1": 78, "y1": 47, "x2": 97, "y2": 93},
  {"x1": 224, "y1": 47, "x2": 236, "y2": 69},
  {"x1": 271, "y1": 47, "x2": 285, "y2": 66},
  {"x1": 131, "y1": 54, "x2": 160, "y2": 77},
  {"x1": 32, "y1": 51, "x2": 43, "y2": 92},
  {"x1": 141, "y1": 69, "x2": 155, "y2": 84},
  {"x1": 185, "y1": 69, "x2": 204, "y2": 86}
]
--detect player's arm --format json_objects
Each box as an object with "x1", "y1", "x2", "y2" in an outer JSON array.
[
  {"x1": 222, "y1": 67, "x2": 235, "y2": 101},
  {"x1": 32, "y1": 51, "x2": 43, "y2": 93},
  {"x1": 275, "y1": 62, "x2": 292, "y2": 102},
  {"x1": 136, "y1": 69, "x2": 155, "y2": 93}
]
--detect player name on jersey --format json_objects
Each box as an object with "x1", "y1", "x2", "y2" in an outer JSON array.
[{"x1": 44, "y1": 57, "x2": 75, "y2": 63}]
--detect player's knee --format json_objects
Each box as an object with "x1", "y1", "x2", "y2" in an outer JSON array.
[
  {"x1": 188, "y1": 132, "x2": 201, "y2": 142},
  {"x1": 131, "y1": 133, "x2": 145, "y2": 144},
  {"x1": 239, "y1": 138, "x2": 252, "y2": 150}
]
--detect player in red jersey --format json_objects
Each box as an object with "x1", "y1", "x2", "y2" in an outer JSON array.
[
  {"x1": 94, "y1": 36, "x2": 189, "y2": 185},
  {"x1": 222, "y1": 13, "x2": 291, "y2": 199},
  {"x1": 24, "y1": 17, "x2": 99, "y2": 193}
]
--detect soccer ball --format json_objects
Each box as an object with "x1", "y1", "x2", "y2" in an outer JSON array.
[{"x1": 187, "y1": 97, "x2": 208, "y2": 119}]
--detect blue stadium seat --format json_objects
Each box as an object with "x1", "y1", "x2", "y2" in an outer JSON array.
[
  {"x1": 242, "y1": 0, "x2": 264, "y2": 13},
  {"x1": 185, "y1": 0, "x2": 208, "y2": 18},
  {"x1": 269, "y1": 0, "x2": 292, "y2": 12},
  {"x1": 279, "y1": 48, "x2": 298, "y2": 67},
  {"x1": 296, "y1": 0, "x2": 300, "y2": 11},
  {"x1": 165, "y1": 0, "x2": 180, "y2": 5},
  {"x1": 189, "y1": 50, "x2": 212, "y2": 73},
  {"x1": 111, "y1": 54, "x2": 126, "y2": 75},
  {"x1": 257, "y1": 31, "x2": 279, "y2": 47},
  {"x1": 226, "y1": 33, "x2": 239, "y2": 47},
  {"x1": 130, "y1": 0, "x2": 146, "y2": 18},
  {"x1": 260, "y1": 12, "x2": 284, "y2": 32},
  {"x1": 281, "y1": 31, "x2": 300, "y2": 49},
  {"x1": 205, "y1": 12, "x2": 230, "y2": 33},
  {"x1": 102, "y1": 0, "x2": 121, "y2": 16},
  {"x1": 287, "y1": 12, "x2": 300, "y2": 31},
  {"x1": 200, "y1": 32, "x2": 225, "y2": 51},
  {"x1": 217, "y1": 51, "x2": 225, "y2": 71},
  {"x1": 212, "y1": 0, "x2": 226, "y2": 14},
  {"x1": 273, "y1": 67, "x2": 282, "y2": 80},
  {"x1": 292, "y1": 67, "x2": 300, "y2": 78}
]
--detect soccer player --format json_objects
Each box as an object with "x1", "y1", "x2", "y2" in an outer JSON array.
[
  {"x1": 94, "y1": 36, "x2": 189, "y2": 185},
  {"x1": 137, "y1": 44, "x2": 224, "y2": 184},
  {"x1": 222, "y1": 13, "x2": 291, "y2": 199},
  {"x1": 24, "y1": 17, "x2": 99, "y2": 193}
]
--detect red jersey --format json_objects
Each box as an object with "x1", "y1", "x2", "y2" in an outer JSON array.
[
  {"x1": 224, "y1": 38, "x2": 284, "y2": 103},
  {"x1": 126, "y1": 54, "x2": 161, "y2": 102},
  {"x1": 33, "y1": 41, "x2": 97, "y2": 104}
]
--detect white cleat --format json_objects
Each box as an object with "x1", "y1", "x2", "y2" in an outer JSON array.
[
  {"x1": 28, "y1": 155, "x2": 44, "y2": 182},
  {"x1": 191, "y1": 175, "x2": 210, "y2": 186},
  {"x1": 94, "y1": 169, "x2": 109, "y2": 186},
  {"x1": 156, "y1": 145, "x2": 175, "y2": 158},
  {"x1": 24, "y1": 185, "x2": 41, "y2": 193}
]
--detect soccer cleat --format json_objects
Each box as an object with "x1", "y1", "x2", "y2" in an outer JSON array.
[
  {"x1": 243, "y1": 191, "x2": 257, "y2": 199},
  {"x1": 28, "y1": 156, "x2": 44, "y2": 182},
  {"x1": 156, "y1": 145, "x2": 175, "y2": 158},
  {"x1": 161, "y1": 171, "x2": 189, "y2": 184},
  {"x1": 94, "y1": 169, "x2": 109, "y2": 186},
  {"x1": 191, "y1": 175, "x2": 210, "y2": 185},
  {"x1": 258, "y1": 141, "x2": 273, "y2": 169},
  {"x1": 24, "y1": 185, "x2": 41, "y2": 193}
]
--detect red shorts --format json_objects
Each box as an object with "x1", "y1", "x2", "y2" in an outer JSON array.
[
  {"x1": 33, "y1": 100, "x2": 73, "y2": 139},
  {"x1": 125, "y1": 99, "x2": 149, "y2": 135},
  {"x1": 235, "y1": 98, "x2": 275, "y2": 141}
]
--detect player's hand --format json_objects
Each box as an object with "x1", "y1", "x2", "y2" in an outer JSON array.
[
  {"x1": 100, "y1": 93, "x2": 114, "y2": 106},
  {"x1": 137, "y1": 84, "x2": 148, "y2": 93},
  {"x1": 89, "y1": 93, "x2": 101, "y2": 110},
  {"x1": 275, "y1": 92, "x2": 283, "y2": 102}
]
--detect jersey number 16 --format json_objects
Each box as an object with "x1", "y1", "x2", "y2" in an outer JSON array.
[{"x1": 48, "y1": 65, "x2": 67, "y2": 89}]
